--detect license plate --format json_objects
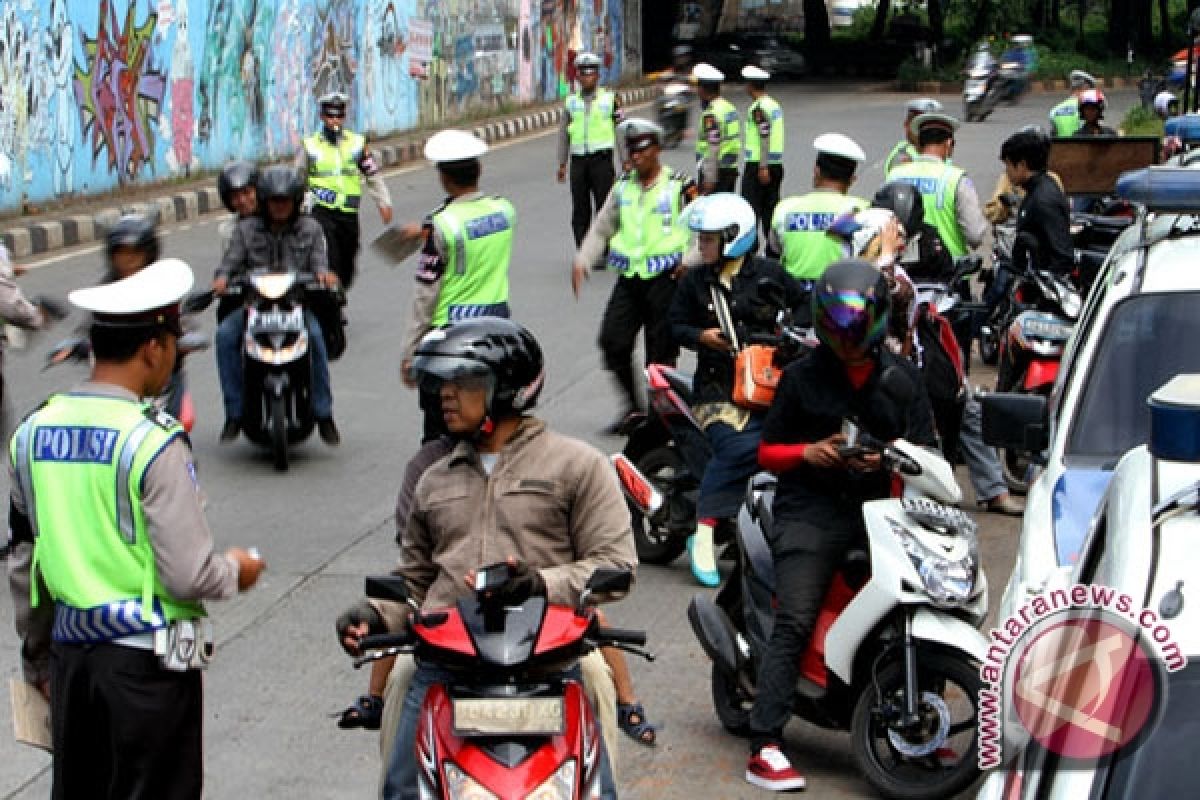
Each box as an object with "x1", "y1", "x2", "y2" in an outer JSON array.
[
  {"x1": 451, "y1": 696, "x2": 564, "y2": 736},
  {"x1": 248, "y1": 308, "x2": 304, "y2": 334}
]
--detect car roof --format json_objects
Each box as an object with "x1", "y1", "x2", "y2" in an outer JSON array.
[{"x1": 1101, "y1": 215, "x2": 1200, "y2": 301}]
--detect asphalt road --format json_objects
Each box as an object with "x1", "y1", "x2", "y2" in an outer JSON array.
[{"x1": 0, "y1": 84, "x2": 1138, "y2": 799}]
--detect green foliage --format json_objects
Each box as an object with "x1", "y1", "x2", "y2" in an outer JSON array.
[{"x1": 1121, "y1": 104, "x2": 1166, "y2": 137}]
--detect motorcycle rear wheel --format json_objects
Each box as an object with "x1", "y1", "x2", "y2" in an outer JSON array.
[
  {"x1": 1001, "y1": 447, "x2": 1031, "y2": 495},
  {"x1": 978, "y1": 328, "x2": 999, "y2": 365},
  {"x1": 628, "y1": 446, "x2": 689, "y2": 565},
  {"x1": 851, "y1": 649, "x2": 982, "y2": 800},
  {"x1": 270, "y1": 394, "x2": 289, "y2": 472},
  {"x1": 710, "y1": 662, "x2": 753, "y2": 737}
]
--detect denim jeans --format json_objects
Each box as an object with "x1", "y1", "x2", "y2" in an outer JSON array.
[
  {"x1": 697, "y1": 415, "x2": 765, "y2": 520},
  {"x1": 383, "y1": 662, "x2": 617, "y2": 800},
  {"x1": 215, "y1": 309, "x2": 333, "y2": 421}
]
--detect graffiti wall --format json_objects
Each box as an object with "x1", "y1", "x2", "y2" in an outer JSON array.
[{"x1": 0, "y1": 0, "x2": 641, "y2": 214}]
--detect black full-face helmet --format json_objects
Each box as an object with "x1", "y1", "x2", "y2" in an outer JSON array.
[
  {"x1": 256, "y1": 165, "x2": 305, "y2": 222},
  {"x1": 410, "y1": 318, "x2": 545, "y2": 427},
  {"x1": 105, "y1": 212, "x2": 160, "y2": 270},
  {"x1": 217, "y1": 160, "x2": 259, "y2": 213},
  {"x1": 873, "y1": 181, "x2": 925, "y2": 237}
]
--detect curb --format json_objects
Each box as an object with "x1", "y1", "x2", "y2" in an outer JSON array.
[{"x1": 1, "y1": 86, "x2": 658, "y2": 261}]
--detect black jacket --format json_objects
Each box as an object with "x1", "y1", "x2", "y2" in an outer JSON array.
[
  {"x1": 669, "y1": 256, "x2": 806, "y2": 407},
  {"x1": 1016, "y1": 171, "x2": 1074, "y2": 274},
  {"x1": 763, "y1": 345, "x2": 938, "y2": 520}
]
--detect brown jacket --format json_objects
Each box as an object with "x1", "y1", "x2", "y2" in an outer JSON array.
[{"x1": 377, "y1": 418, "x2": 637, "y2": 630}]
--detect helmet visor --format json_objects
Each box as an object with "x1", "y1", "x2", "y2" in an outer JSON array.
[
  {"x1": 410, "y1": 354, "x2": 494, "y2": 394},
  {"x1": 813, "y1": 289, "x2": 887, "y2": 360}
]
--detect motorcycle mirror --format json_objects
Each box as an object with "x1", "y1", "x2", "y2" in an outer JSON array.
[
  {"x1": 182, "y1": 290, "x2": 215, "y2": 314},
  {"x1": 365, "y1": 575, "x2": 411, "y2": 603}
]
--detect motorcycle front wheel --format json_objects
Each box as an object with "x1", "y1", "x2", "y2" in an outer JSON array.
[
  {"x1": 270, "y1": 394, "x2": 289, "y2": 472},
  {"x1": 628, "y1": 446, "x2": 690, "y2": 565},
  {"x1": 1001, "y1": 447, "x2": 1031, "y2": 496},
  {"x1": 710, "y1": 662, "x2": 753, "y2": 737},
  {"x1": 851, "y1": 649, "x2": 982, "y2": 800}
]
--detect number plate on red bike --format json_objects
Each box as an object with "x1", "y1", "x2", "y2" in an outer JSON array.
[{"x1": 451, "y1": 696, "x2": 564, "y2": 737}]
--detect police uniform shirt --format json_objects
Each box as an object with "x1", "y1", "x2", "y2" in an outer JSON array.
[
  {"x1": 8, "y1": 382, "x2": 239, "y2": 682},
  {"x1": 557, "y1": 90, "x2": 623, "y2": 165},
  {"x1": 293, "y1": 136, "x2": 393, "y2": 211},
  {"x1": 573, "y1": 167, "x2": 698, "y2": 271}
]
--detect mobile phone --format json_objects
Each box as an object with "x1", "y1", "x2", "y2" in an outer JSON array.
[{"x1": 838, "y1": 445, "x2": 868, "y2": 460}]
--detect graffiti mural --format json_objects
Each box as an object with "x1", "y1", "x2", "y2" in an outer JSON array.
[{"x1": 0, "y1": 0, "x2": 639, "y2": 215}]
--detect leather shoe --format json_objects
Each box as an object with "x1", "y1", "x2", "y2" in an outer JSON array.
[
  {"x1": 317, "y1": 418, "x2": 341, "y2": 446},
  {"x1": 984, "y1": 493, "x2": 1024, "y2": 516},
  {"x1": 219, "y1": 419, "x2": 240, "y2": 443}
]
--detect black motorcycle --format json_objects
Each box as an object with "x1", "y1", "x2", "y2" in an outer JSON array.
[{"x1": 655, "y1": 77, "x2": 693, "y2": 150}]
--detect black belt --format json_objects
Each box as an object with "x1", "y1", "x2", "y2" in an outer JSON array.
[{"x1": 573, "y1": 150, "x2": 613, "y2": 159}]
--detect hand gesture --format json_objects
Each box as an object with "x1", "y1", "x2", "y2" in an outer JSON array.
[{"x1": 571, "y1": 262, "x2": 590, "y2": 299}]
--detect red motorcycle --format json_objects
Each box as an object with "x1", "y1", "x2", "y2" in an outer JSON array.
[{"x1": 355, "y1": 567, "x2": 650, "y2": 800}]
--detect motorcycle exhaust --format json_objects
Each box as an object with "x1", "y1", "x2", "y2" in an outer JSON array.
[{"x1": 611, "y1": 453, "x2": 664, "y2": 516}]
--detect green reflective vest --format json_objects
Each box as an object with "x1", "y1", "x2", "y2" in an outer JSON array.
[
  {"x1": 304, "y1": 130, "x2": 367, "y2": 213},
  {"x1": 744, "y1": 94, "x2": 784, "y2": 165},
  {"x1": 770, "y1": 190, "x2": 867, "y2": 281},
  {"x1": 883, "y1": 140, "x2": 918, "y2": 179},
  {"x1": 887, "y1": 157, "x2": 969, "y2": 257},
  {"x1": 607, "y1": 169, "x2": 691, "y2": 279},
  {"x1": 1050, "y1": 97, "x2": 1082, "y2": 137},
  {"x1": 431, "y1": 196, "x2": 515, "y2": 326},
  {"x1": 696, "y1": 96, "x2": 741, "y2": 169},
  {"x1": 565, "y1": 88, "x2": 617, "y2": 156},
  {"x1": 11, "y1": 393, "x2": 203, "y2": 630}
]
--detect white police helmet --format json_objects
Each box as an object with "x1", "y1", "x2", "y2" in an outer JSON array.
[
  {"x1": 1155, "y1": 91, "x2": 1179, "y2": 118},
  {"x1": 576, "y1": 52, "x2": 602, "y2": 70},
  {"x1": 618, "y1": 118, "x2": 664, "y2": 150},
  {"x1": 905, "y1": 97, "x2": 943, "y2": 116},
  {"x1": 742, "y1": 65, "x2": 770, "y2": 82},
  {"x1": 687, "y1": 193, "x2": 757, "y2": 259},
  {"x1": 424, "y1": 129, "x2": 488, "y2": 163},
  {"x1": 1069, "y1": 69, "x2": 1097, "y2": 89},
  {"x1": 692, "y1": 63, "x2": 725, "y2": 83}
]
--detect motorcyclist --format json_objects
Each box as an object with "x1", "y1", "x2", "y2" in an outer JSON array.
[
  {"x1": 213, "y1": 164, "x2": 341, "y2": 444},
  {"x1": 216, "y1": 160, "x2": 260, "y2": 252},
  {"x1": 1074, "y1": 89, "x2": 1117, "y2": 137},
  {"x1": 1155, "y1": 91, "x2": 1183, "y2": 160},
  {"x1": 999, "y1": 34, "x2": 1036, "y2": 97},
  {"x1": 334, "y1": 317, "x2": 637, "y2": 800},
  {"x1": 744, "y1": 259, "x2": 936, "y2": 792},
  {"x1": 883, "y1": 97, "x2": 942, "y2": 177},
  {"x1": 668, "y1": 193, "x2": 805, "y2": 587},
  {"x1": 1000, "y1": 127, "x2": 1073, "y2": 274},
  {"x1": 0, "y1": 244, "x2": 61, "y2": 431}
]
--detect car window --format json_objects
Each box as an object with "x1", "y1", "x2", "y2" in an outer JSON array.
[
  {"x1": 1052, "y1": 261, "x2": 1111, "y2": 421},
  {"x1": 1066, "y1": 291, "x2": 1200, "y2": 463}
]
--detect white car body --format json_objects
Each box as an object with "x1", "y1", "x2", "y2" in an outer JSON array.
[
  {"x1": 994, "y1": 213, "x2": 1200, "y2": 629},
  {"x1": 978, "y1": 396, "x2": 1200, "y2": 799}
]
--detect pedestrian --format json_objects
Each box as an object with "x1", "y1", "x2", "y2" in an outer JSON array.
[
  {"x1": 571, "y1": 118, "x2": 698, "y2": 435},
  {"x1": 693, "y1": 63, "x2": 741, "y2": 194},
  {"x1": 740, "y1": 65, "x2": 785, "y2": 241},
  {"x1": 393, "y1": 129, "x2": 516, "y2": 443},
  {"x1": 887, "y1": 112, "x2": 988, "y2": 259},
  {"x1": 1048, "y1": 69, "x2": 1096, "y2": 137},
  {"x1": 883, "y1": 97, "x2": 942, "y2": 178},
  {"x1": 7, "y1": 258, "x2": 266, "y2": 800},
  {"x1": 557, "y1": 52, "x2": 623, "y2": 248},
  {"x1": 334, "y1": 317, "x2": 637, "y2": 800},
  {"x1": 296, "y1": 91, "x2": 393, "y2": 289},
  {"x1": 669, "y1": 193, "x2": 805, "y2": 586},
  {"x1": 767, "y1": 133, "x2": 868, "y2": 286}
]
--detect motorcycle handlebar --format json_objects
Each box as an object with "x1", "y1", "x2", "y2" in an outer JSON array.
[
  {"x1": 359, "y1": 632, "x2": 415, "y2": 651},
  {"x1": 594, "y1": 627, "x2": 647, "y2": 647}
]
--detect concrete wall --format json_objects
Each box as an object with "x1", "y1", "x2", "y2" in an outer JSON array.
[{"x1": 0, "y1": 0, "x2": 642, "y2": 215}]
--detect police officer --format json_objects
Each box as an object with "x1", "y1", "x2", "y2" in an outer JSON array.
[
  {"x1": 887, "y1": 112, "x2": 988, "y2": 259},
  {"x1": 883, "y1": 97, "x2": 942, "y2": 177},
  {"x1": 572, "y1": 119, "x2": 697, "y2": 434},
  {"x1": 557, "y1": 52, "x2": 623, "y2": 247},
  {"x1": 767, "y1": 133, "x2": 868, "y2": 284},
  {"x1": 1048, "y1": 69, "x2": 1096, "y2": 137},
  {"x1": 395, "y1": 130, "x2": 516, "y2": 442},
  {"x1": 7, "y1": 258, "x2": 265, "y2": 800},
  {"x1": 740, "y1": 65, "x2": 785, "y2": 240},
  {"x1": 295, "y1": 91, "x2": 393, "y2": 289},
  {"x1": 693, "y1": 63, "x2": 741, "y2": 194}
]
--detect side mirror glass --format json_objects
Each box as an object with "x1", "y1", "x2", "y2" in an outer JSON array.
[
  {"x1": 585, "y1": 568, "x2": 632, "y2": 596},
  {"x1": 982, "y1": 392, "x2": 1049, "y2": 452}
]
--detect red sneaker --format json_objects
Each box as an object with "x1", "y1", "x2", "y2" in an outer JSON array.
[{"x1": 745, "y1": 744, "x2": 807, "y2": 792}]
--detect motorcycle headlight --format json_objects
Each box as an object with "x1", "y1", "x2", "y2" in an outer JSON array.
[
  {"x1": 527, "y1": 759, "x2": 577, "y2": 800},
  {"x1": 443, "y1": 762, "x2": 500, "y2": 800},
  {"x1": 890, "y1": 518, "x2": 978, "y2": 608}
]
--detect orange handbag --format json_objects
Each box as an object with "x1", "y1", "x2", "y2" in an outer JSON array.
[{"x1": 732, "y1": 344, "x2": 780, "y2": 410}]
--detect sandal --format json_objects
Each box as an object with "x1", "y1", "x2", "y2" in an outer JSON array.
[
  {"x1": 617, "y1": 701, "x2": 658, "y2": 746},
  {"x1": 337, "y1": 694, "x2": 384, "y2": 730}
]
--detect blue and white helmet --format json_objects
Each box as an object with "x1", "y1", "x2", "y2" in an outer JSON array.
[{"x1": 686, "y1": 193, "x2": 757, "y2": 259}]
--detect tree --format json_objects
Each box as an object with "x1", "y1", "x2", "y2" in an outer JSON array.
[
  {"x1": 870, "y1": 0, "x2": 892, "y2": 42},
  {"x1": 1159, "y1": 0, "x2": 1171, "y2": 48},
  {"x1": 804, "y1": 0, "x2": 831, "y2": 49},
  {"x1": 928, "y1": 0, "x2": 944, "y2": 50}
]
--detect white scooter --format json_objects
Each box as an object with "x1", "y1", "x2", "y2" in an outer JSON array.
[{"x1": 687, "y1": 428, "x2": 989, "y2": 799}]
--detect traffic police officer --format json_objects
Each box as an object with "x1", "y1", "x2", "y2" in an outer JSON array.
[
  {"x1": 7, "y1": 258, "x2": 265, "y2": 800},
  {"x1": 767, "y1": 133, "x2": 868, "y2": 285},
  {"x1": 296, "y1": 91, "x2": 393, "y2": 289},
  {"x1": 884, "y1": 97, "x2": 942, "y2": 177},
  {"x1": 887, "y1": 112, "x2": 988, "y2": 259},
  {"x1": 557, "y1": 52, "x2": 623, "y2": 247},
  {"x1": 741, "y1": 65, "x2": 785, "y2": 239},
  {"x1": 396, "y1": 129, "x2": 516, "y2": 442},
  {"x1": 1048, "y1": 69, "x2": 1096, "y2": 137},
  {"x1": 572, "y1": 119, "x2": 698, "y2": 434},
  {"x1": 693, "y1": 63, "x2": 741, "y2": 194}
]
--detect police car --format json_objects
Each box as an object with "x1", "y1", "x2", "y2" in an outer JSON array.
[
  {"x1": 983, "y1": 166, "x2": 1200, "y2": 635},
  {"x1": 976, "y1": 375, "x2": 1200, "y2": 799}
]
